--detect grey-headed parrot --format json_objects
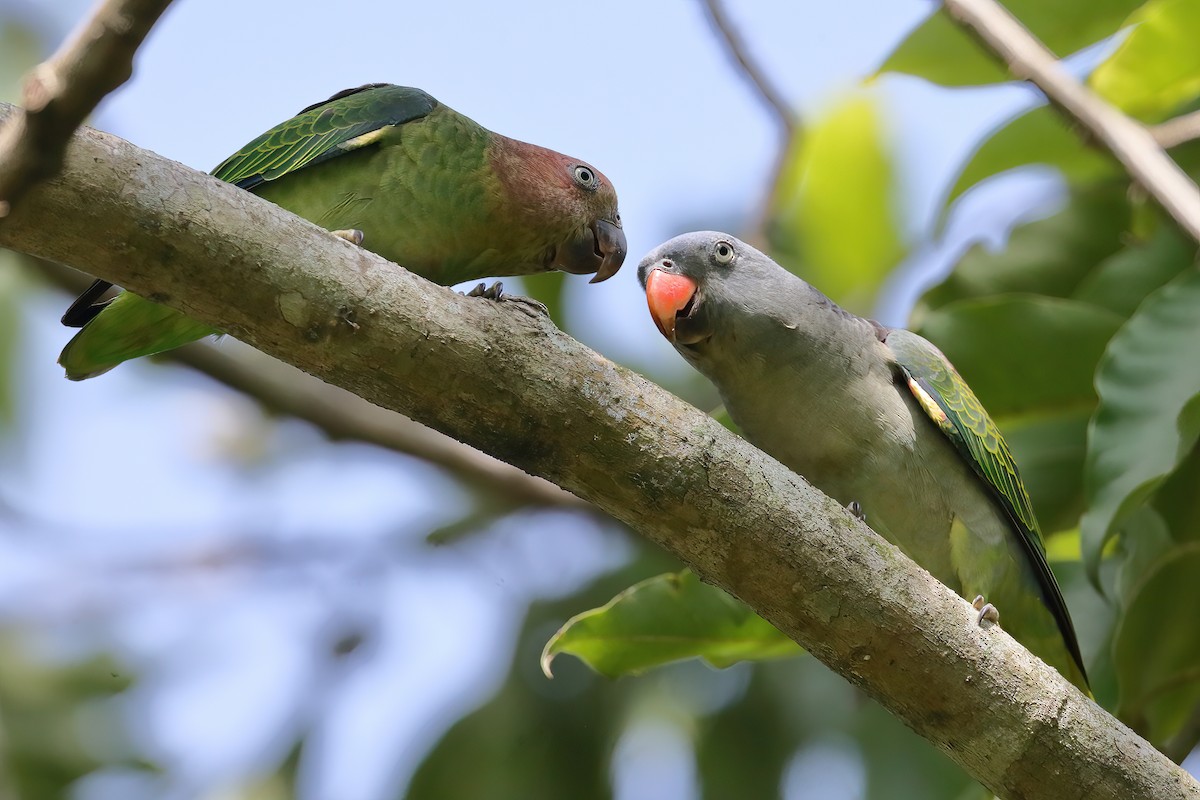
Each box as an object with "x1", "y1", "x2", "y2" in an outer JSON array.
[{"x1": 638, "y1": 231, "x2": 1088, "y2": 691}]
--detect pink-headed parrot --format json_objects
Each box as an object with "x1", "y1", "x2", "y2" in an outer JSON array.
[
  {"x1": 59, "y1": 83, "x2": 626, "y2": 380},
  {"x1": 638, "y1": 231, "x2": 1088, "y2": 692}
]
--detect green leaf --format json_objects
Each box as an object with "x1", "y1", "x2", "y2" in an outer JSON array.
[
  {"x1": 1072, "y1": 223, "x2": 1196, "y2": 316},
  {"x1": 913, "y1": 183, "x2": 1130, "y2": 322},
  {"x1": 769, "y1": 93, "x2": 904, "y2": 314},
  {"x1": 918, "y1": 295, "x2": 1122, "y2": 417},
  {"x1": 942, "y1": 107, "x2": 1116, "y2": 214},
  {"x1": 1090, "y1": 0, "x2": 1200, "y2": 121},
  {"x1": 1081, "y1": 268, "x2": 1200, "y2": 579},
  {"x1": 1113, "y1": 542, "x2": 1200, "y2": 744},
  {"x1": 918, "y1": 296, "x2": 1122, "y2": 532},
  {"x1": 541, "y1": 571, "x2": 800, "y2": 679},
  {"x1": 877, "y1": 0, "x2": 1144, "y2": 86}
]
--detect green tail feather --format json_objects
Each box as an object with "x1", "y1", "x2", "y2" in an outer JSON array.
[{"x1": 58, "y1": 293, "x2": 216, "y2": 380}]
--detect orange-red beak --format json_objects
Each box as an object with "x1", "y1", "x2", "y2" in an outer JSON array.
[{"x1": 645, "y1": 268, "x2": 698, "y2": 341}]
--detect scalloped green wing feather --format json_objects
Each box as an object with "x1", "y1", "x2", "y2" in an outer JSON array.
[
  {"x1": 884, "y1": 327, "x2": 1087, "y2": 681},
  {"x1": 211, "y1": 84, "x2": 438, "y2": 189}
]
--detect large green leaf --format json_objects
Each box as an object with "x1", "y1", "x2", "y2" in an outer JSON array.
[
  {"x1": 1081, "y1": 268, "x2": 1200, "y2": 579},
  {"x1": 917, "y1": 295, "x2": 1121, "y2": 416},
  {"x1": 540, "y1": 571, "x2": 799, "y2": 679},
  {"x1": 918, "y1": 295, "x2": 1123, "y2": 532},
  {"x1": 1090, "y1": 0, "x2": 1200, "y2": 121},
  {"x1": 1003, "y1": 412, "x2": 1093, "y2": 534},
  {"x1": 877, "y1": 0, "x2": 1144, "y2": 87},
  {"x1": 1071, "y1": 223, "x2": 1196, "y2": 316},
  {"x1": 1113, "y1": 543, "x2": 1200, "y2": 744},
  {"x1": 942, "y1": 107, "x2": 1117, "y2": 214},
  {"x1": 769, "y1": 94, "x2": 904, "y2": 314},
  {"x1": 913, "y1": 183, "x2": 1131, "y2": 322}
]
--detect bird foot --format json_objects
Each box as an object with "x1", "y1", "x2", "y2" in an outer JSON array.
[
  {"x1": 463, "y1": 282, "x2": 549, "y2": 319},
  {"x1": 972, "y1": 595, "x2": 999, "y2": 626},
  {"x1": 332, "y1": 229, "x2": 365, "y2": 246},
  {"x1": 846, "y1": 500, "x2": 867, "y2": 523},
  {"x1": 465, "y1": 281, "x2": 506, "y2": 301}
]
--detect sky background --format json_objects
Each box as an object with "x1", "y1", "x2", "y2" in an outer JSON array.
[{"x1": 0, "y1": 1, "x2": 1095, "y2": 798}]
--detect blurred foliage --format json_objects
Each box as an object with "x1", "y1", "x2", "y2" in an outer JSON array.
[
  {"x1": 0, "y1": 21, "x2": 42, "y2": 433},
  {"x1": 0, "y1": 632, "x2": 150, "y2": 798},
  {"x1": 769, "y1": 93, "x2": 905, "y2": 314},
  {"x1": 0, "y1": 260, "x2": 21, "y2": 430},
  {"x1": 940, "y1": 107, "x2": 1118, "y2": 215},
  {"x1": 1089, "y1": 0, "x2": 1200, "y2": 121},
  {"x1": 541, "y1": 571, "x2": 799, "y2": 679},
  {"x1": 876, "y1": 0, "x2": 1142, "y2": 86}
]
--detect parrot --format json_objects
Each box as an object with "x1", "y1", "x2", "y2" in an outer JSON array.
[
  {"x1": 59, "y1": 83, "x2": 626, "y2": 380},
  {"x1": 638, "y1": 231, "x2": 1089, "y2": 692}
]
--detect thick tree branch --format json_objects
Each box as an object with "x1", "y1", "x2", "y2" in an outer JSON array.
[
  {"x1": 1, "y1": 111, "x2": 1197, "y2": 799},
  {"x1": 0, "y1": 0, "x2": 174, "y2": 218},
  {"x1": 941, "y1": 0, "x2": 1200, "y2": 244}
]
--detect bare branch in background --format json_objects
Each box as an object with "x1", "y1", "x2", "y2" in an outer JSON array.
[
  {"x1": 169, "y1": 343, "x2": 589, "y2": 511},
  {"x1": 698, "y1": 0, "x2": 796, "y2": 137},
  {"x1": 34, "y1": 260, "x2": 587, "y2": 512},
  {"x1": 697, "y1": 0, "x2": 798, "y2": 246},
  {"x1": 0, "y1": 0, "x2": 174, "y2": 218},
  {"x1": 941, "y1": 0, "x2": 1200, "y2": 244},
  {"x1": 1153, "y1": 109, "x2": 1200, "y2": 150},
  {"x1": 2, "y1": 110, "x2": 1197, "y2": 799}
]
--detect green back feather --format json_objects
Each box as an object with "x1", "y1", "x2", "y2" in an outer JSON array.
[
  {"x1": 885, "y1": 327, "x2": 1087, "y2": 684},
  {"x1": 60, "y1": 85, "x2": 440, "y2": 379},
  {"x1": 212, "y1": 84, "x2": 438, "y2": 189}
]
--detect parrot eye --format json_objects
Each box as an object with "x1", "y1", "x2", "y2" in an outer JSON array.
[
  {"x1": 712, "y1": 240, "x2": 736, "y2": 265},
  {"x1": 572, "y1": 165, "x2": 598, "y2": 190}
]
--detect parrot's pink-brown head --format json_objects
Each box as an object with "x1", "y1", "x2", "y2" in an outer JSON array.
[{"x1": 491, "y1": 138, "x2": 626, "y2": 283}]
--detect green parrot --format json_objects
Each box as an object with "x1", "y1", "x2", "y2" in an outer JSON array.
[
  {"x1": 638, "y1": 231, "x2": 1088, "y2": 692},
  {"x1": 59, "y1": 83, "x2": 626, "y2": 380}
]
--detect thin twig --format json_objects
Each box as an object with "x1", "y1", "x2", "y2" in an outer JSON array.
[
  {"x1": 169, "y1": 342, "x2": 589, "y2": 511},
  {"x1": 1152, "y1": 109, "x2": 1200, "y2": 150},
  {"x1": 0, "y1": 0, "x2": 174, "y2": 218},
  {"x1": 32, "y1": 259, "x2": 587, "y2": 512},
  {"x1": 941, "y1": 0, "x2": 1200, "y2": 244},
  {"x1": 698, "y1": 0, "x2": 796, "y2": 137},
  {"x1": 696, "y1": 0, "x2": 798, "y2": 248}
]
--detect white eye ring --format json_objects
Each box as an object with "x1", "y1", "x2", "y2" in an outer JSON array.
[
  {"x1": 573, "y1": 165, "x2": 597, "y2": 189},
  {"x1": 713, "y1": 240, "x2": 735, "y2": 265}
]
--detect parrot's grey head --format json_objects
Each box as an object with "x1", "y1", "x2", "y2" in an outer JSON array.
[{"x1": 637, "y1": 231, "x2": 805, "y2": 352}]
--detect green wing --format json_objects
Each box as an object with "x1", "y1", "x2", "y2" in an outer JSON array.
[
  {"x1": 211, "y1": 83, "x2": 437, "y2": 189},
  {"x1": 885, "y1": 327, "x2": 1087, "y2": 680}
]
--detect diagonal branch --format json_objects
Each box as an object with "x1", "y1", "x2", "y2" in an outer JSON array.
[
  {"x1": 0, "y1": 0, "x2": 174, "y2": 218},
  {"x1": 0, "y1": 107, "x2": 1196, "y2": 800},
  {"x1": 941, "y1": 0, "x2": 1200, "y2": 244}
]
